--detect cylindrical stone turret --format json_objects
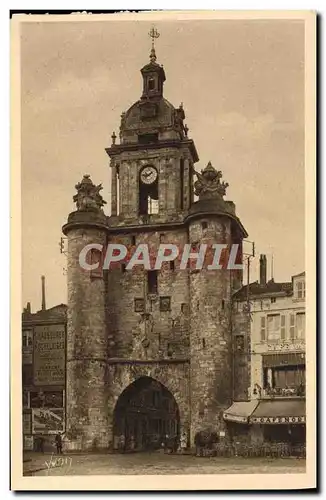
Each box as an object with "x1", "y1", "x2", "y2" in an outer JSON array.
[
  {"x1": 62, "y1": 175, "x2": 110, "y2": 451},
  {"x1": 188, "y1": 216, "x2": 234, "y2": 442},
  {"x1": 186, "y1": 162, "x2": 247, "y2": 445}
]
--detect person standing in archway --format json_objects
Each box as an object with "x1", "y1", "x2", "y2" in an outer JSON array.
[
  {"x1": 119, "y1": 433, "x2": 126, "y2": 453},
  {"x1": 164, "y1": 433, "x2": 172, "y2": 453},
  {"x1": 129, "y1": 434, "x2": 135, "y2": 451},
  {"x1": 180, "y1": 431, "x2": 187, "y2": 453}
]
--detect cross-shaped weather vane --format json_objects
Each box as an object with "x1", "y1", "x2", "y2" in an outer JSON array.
[
  {"x1": 148, "y1": 26, "x2": 160, "y2": 49},
  {"x1": 148, "y1": 27, "x2": 160, "y2": 63}
]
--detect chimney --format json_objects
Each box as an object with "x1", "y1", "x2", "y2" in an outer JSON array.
[
  {"x1": 259, "y1": 255, "x2": 267, "y2": 285},
  {"x1": 26, "y1": 302, "x2": 31, "y2": 314},
  {"x1": 41, "y1": 275, "x2": 46, "y2": 311}
]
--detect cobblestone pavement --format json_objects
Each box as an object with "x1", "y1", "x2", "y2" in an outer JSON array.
[{"x1": 23, "y1": 452, "x2": 306, "y2": 476}]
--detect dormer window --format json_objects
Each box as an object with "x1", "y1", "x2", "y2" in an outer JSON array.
[{"x1": 296, "y1": 280, "x2": 305, "y2": 299}]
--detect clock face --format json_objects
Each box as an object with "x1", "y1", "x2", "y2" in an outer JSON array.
[{"x1": 140, "y1": 166, "x2": 158, "y2": 185}]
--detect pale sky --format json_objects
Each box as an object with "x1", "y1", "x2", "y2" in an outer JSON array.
[{"x1": 21, "y1": 18, "x2": 305, "y2": 312}]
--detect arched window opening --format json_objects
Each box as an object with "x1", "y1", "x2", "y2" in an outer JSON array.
[
  {"x1": 139, "y1": 166, "x2": 159, "y2": 215},
  {"x1": 148, "y1": 77, "x2": 156, "y2": 91}
]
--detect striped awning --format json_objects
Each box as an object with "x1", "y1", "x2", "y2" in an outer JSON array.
[
  {"x1": 223, "y1": 401, "x2": 259, "y2": 424},
  {"x1": 249, "y1": 400, "x2": 306, "y2": 425}
]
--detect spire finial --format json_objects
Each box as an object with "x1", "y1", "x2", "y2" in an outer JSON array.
[
  {"x1": 41, "y1": 275, "x2": 46, "y2": 311},
  {"x1": 148, "y1": 26, "x2": 160, "y2": 63}
]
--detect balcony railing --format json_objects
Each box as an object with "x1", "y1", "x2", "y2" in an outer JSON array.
[{"x1": 262, "y1": 385, "x2": 305, "y2": 398}]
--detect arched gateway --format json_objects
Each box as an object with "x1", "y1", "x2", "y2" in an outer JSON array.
[{"x1": 113, "y1": 377, "x2": 180, "y2": 452}]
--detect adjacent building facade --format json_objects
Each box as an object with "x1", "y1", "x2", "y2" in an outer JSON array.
[
  {"x1": 22, "y1": 277, "x2": 67, "y2": 451},
  {"x1": 224, "y1": 257, "x2": 306, "y2": 450}
]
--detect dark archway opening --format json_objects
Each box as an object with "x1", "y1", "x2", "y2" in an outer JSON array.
[{"x1": 113, "y1": 377, "x2": 180, "y2": 452}]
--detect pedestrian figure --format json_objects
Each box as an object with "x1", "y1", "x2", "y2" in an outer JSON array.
[
  {"x1": 55, "y1": 432, "x2": 63, "y2": 454},
  {"x1": 39, "y1": 436, "x2": 45, "y2": 453},
  {"x1": 180, "y1": 432, "x2": 187, "y2": 453},
  {"x1": 113, "y1": 434, "x2": 119, "y2": 450},
  {"x1": 119, "y1": 433, "x2": 125, "y2": 453},
  {"x1": 297, "y1": 381, "x2": 305, "y2": 396},
  {"x1": 164, "y1": 433, "x2": 170, "y2": 453}
]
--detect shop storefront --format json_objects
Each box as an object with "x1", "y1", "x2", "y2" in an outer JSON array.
[
  {"x1": 262, "y1": 352, "x2": 306, "y2": 398},
  {"x1": 249, "y1": 399, "x2": 306, "y2": 452},
  {"x1": 223, "y1": 399, "x2": 306, "y2": 455},
  {"x1": 223, "y1": 401, "x2": 259, "y2": 442}
]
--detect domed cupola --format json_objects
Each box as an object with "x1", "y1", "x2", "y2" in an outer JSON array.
[{"x1": 110, "y1": 28, "x2": 194, "y2": 146}]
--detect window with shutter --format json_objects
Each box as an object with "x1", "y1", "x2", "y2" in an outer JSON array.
[
  {"x1": 267, "y1": 314, "x2": 281, "y2": 340},
  {"x1": 280, "y1": 315, "x2": 286, "y2": 340},
  {"x1": 296, "y1": 312, "x2": 305, "y2": 339},
  {"x1": 290, "y1": 313, "x2": 296, "y2": 339},
  {"x1": 22, "y1": 331, "x2": 33, "y2": 348},
  {"x1": 260, "y1": 316, "x2": 266, "y2": 341}
]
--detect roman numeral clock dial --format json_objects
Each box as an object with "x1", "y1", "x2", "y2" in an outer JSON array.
[{"x1": 140, "y1": 166, "x2": 158, "y2": 185}]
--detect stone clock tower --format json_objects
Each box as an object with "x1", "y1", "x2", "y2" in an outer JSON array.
[
  {"x1": 106, "y1": 39, "x2": 197, "y2": 224},
  {"x1": 63, "y1": 32, "x2": 249, "y2": 451}
]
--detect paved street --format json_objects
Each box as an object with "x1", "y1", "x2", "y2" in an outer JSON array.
[{"x1": 23, "y1": 452, "x2": 306, "y2": 476}]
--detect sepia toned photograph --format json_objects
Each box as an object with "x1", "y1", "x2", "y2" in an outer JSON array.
[{"x1": 11, "y1": 10, "x2": 316, "y2": 491}]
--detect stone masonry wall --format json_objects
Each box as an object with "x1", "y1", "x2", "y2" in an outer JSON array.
[
  {"x1": 232, "y1": 307, "x2": 251, "y2": 401},
  {"x1": 65, "y1": 225, "x2": 109, "y2": 450},
  {"x1": 189, "y1": 216, "x2": 234, "y2": 443},
  {"x1": 106, "y1": 228, "x2": 190, "y2": 361}
]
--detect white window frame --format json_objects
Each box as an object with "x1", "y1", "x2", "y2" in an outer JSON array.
[
  {"x1": 22, "y1": 330, "x2": 33, "y2": 348},
  {"x1": 280, "y1": 314, "x2": 286, "y2": 340},
  {"x1": 290, "y1": 313, "x2": 296, "y2": 339},
  {"x1": 267, "y1": 314, "x2": 281, "y2": 341},
  {"x1": 296, "y1": 312, "x2": 305, "y2": 339},
  {"x1": 148, "y1": 196, "x2": 159, "y2": 215},
  {"x1": 296, "y1": 280, "x2": 306, "y2": 299}
]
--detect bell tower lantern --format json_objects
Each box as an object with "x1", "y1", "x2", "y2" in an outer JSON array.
[{"x1": 141, "y1": 28, "x2": 166, "y2": 100}]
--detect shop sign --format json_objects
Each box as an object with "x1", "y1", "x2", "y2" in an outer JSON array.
[
  {"x1": 266, "y1": 342, "x2": 305, "y2": 352},
  {"x1": 223, "y1": 413, "x2": 248, "y2": 423},
  {"x1": 250, "y1": 415, "x2": 305, "y2": 424},
  {"x1": 33, "y1": 324, "x2": 65, "y2": 386},
  {"x1": 32, "y1": 408, "x2": 65, "y2": 434}
]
